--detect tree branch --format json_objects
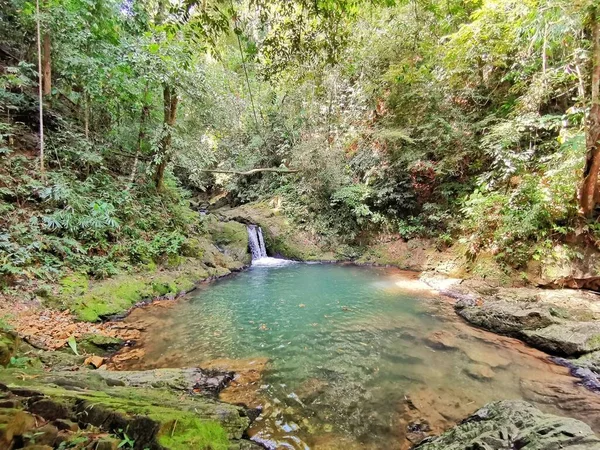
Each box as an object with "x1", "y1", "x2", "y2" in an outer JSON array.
[{"x1": 200, "y1": 168, "x2": 301, "y2": 175}]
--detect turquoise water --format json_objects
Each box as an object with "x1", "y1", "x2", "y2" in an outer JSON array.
[{"x1": 118, "y1": 264, "x2": 596, "y2": 449}]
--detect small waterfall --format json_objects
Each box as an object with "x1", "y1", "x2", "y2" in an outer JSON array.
[{"x1": 247, "y1": 225, "x2": 267, "y2": 260}]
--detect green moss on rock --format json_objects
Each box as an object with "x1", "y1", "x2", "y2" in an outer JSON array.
[{"x1": 158, "y1": 417, "x2": 229, "y2": 450}]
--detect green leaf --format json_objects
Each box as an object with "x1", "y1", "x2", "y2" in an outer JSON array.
[{"x1": 67, "y1": 336, "x2": 79, "y2": 355}]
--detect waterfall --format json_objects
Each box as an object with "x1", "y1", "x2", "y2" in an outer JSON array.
[{"x1": 247, "y1": 225, "x2": 267, "y2": 260}]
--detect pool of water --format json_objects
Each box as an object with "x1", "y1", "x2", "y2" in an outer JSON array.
[{"x1": 113, "y1": 264, "x2": 600, "y2": 449}]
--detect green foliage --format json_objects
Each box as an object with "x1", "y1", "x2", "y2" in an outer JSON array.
[
  {"x1": 67, "y1": 336, "x2": 79, "y2": 356},
  {"x1": 0, "y1": 0, "x2": 596, "y2": 284}
]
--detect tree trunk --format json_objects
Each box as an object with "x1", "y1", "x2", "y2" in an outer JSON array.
[
  {"x1": 154, "y1": 83, "x2": 178, "y2": 191},
  {"x1": 42, "y1": 29, "x2": 51, "y2": 96},
  {"x1": 36, "y1": 0, "x2": 45, "y2": 180},
  {"x1": 580, "y1": 7, "x2": 600, "y2": 217},
  {"x1": 128, "y1": 84, "x2": 150, "y2": 188},
  {"x1": 84, "y1": 91, "x2": 89, "y2": 139}
]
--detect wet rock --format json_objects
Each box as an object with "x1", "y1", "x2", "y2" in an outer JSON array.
[
  {"x1": 413, "y1": 400, "x2": 600, "y2": 450},
  {"x1": 522, "y1": 322, "x2": 600, "y2": 356},
  {"x1": 554, "y1": 351, "x2": 600, "y2": 391},
  {"x1": 202, "y1": 357, "x2": 270, "y2": 408},
  {"x1": 423, "y1": 331, "x2": 457, "y2": 350},
  {"x1": 406, "y1": 421, "x2": 431, "y2": 445},
  {"x1": 0, "y1": 399, "x2": 21, "y2": 408},
  {"x1": 519, "y1": 378, "x2": 600, "y2": 432},
  {"x1": 458, "y1": 345, "x2": 510, "y2": 368},
  {"x1": 464, "y1": 364, "x2": 495, "y2": 381},
  {"x1": 94, "y1": 367, "x2": 233, "y2": 395}
]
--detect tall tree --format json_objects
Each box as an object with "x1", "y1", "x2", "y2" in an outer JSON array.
[
  {"x1": 35, "y1": 0, "x2": 45, "y2": 179},
  {"x1": 580, "y1": 5, "x2": 600, "y2": 217}
]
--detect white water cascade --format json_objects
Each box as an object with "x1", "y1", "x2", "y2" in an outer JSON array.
[
  {"x1": 247, "y1": 225, "x2": 294, "y2": 267},
  {"x1": 247, "y1": 225, "x2": 267, "y2": 259}
]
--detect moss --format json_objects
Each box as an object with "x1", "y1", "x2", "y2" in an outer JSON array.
[
  {"x1": 59, "y1": 273, "x2": 89, "y2": 297},
  {"x1": 587, "y1": 334, "x2": 600, "y2": 352},
  {"x1": 181, "y1": 238, "x2": 207, "y2": 258},
  {"x1": 78, "y1": 334, "x2": 123, "y2": 356},
  {"x1": 158, "y1": 417, "x2": 229, "y2": 450},
  {"x1": 73, "y1": 278, "x2": 153, "y2": 322}
]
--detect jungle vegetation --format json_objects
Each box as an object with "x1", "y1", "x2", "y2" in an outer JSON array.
[{"x1": 1, "y1": 0, "x2": 599, "y2": 288}]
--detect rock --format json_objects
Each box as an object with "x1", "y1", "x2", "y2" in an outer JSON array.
[
  {"x1": 10, "y1": 388, "x2": 43, "y2": 398},
  {"x1": 522, "y1": 322, "x2": 600, "y2": 356},
  {"x1": 0, "y1": 331, "x2": 19, "y2": 367},
  {"x1": 201, "y1": 357, "x2": 270, "y2": 408},
  {"x1": 413, "y1": 400, "x2": 600, "y2": 450},
  {"x1": 22, "y1": 424, "x2": 58, "y2": 447},
  {"x1": 457, "y1": 344, "x2": 511, "y2": 368},
  {"x1": 0, "y1": 409, "x2": 36, "y2": 445},
  {"x1": 84, "y1": 355, "x2": 105, "y2": 368},
  {"x1": 423, "y1": 330, "x2": 457, "y2": 350},
  {"x1": 0, "y1": 399, "x2": 21, "y2": 408},
  {"x1": 206, "y1": 217, "x2": 251, "y2": 264},
  {"x1": 95, "y1": 367, "x2": 233, "y2": 394},
  {"x1": 464, "y1": 363, "x2": 495, "y2": 381},
  {"x1": 95, "y1": 437, "x2": 120, "y2": 450},
  {"x1": 456, "y1": 300, "x2": 558, "y2": 335},
  {"x1": 79, "y1": 334, "x2": 123, "y2": 356},
  {"x1": 554, "y1": 351, "x2": 600, "y2": 391},
  {"x1": 28, "y1": 398, "x2": 69, "y2": 421},
  {"x1": 53, "y1": 418, "x2": 79, "y2": 432},
  {"x1": 519, "y1": 378, "x2": 600, "y2": 431}
]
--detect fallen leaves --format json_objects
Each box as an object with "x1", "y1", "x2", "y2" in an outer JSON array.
[
  {"x1": 83, "y1": 356, "x2": 105, "y2": 369},
  {"x1": 0, "y1": 295, "x2": 138, "y2": 353}
]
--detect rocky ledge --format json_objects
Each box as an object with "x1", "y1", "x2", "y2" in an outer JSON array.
[
  {"x1": 0, "y1": 363, "x2": 262, "y2": 450},
  {"x1": 414, "y1": 400, "x2": 600, "y2": 450},
  {"x1": 423, "y1": 274, "x2": 600, "y2": 391}
]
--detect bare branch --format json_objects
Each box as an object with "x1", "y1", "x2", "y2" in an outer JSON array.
[{"x1": 200, "y1": 168, "x2": 301, "y2": 175}]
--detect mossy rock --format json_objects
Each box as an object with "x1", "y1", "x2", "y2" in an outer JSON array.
[
  {"x1": 206, "y1": 219, "x2": 251, "y2": 264},
  {"x1": 0, "y1": 331, "x2": 19, "y2": 367},
  {"x1": 78, "y1": 334, "x2": 124, "y2": 356},
  {"x1": 414, "y1": 400, "x2": 600, "y2": 449},
  {"x1": 0, "y1": 367, "x2": 255, "y2": 450},
  {"x1": 56, "y1": 260, "x2": 215, "y2": 322}
]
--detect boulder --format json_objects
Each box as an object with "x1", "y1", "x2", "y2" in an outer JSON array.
[
  {"x1": 79, "y1": 334, "x2": 123, "y2": 356},
  {"x1": 413, "y1": 400, "x2": 600, "y2": 450},
  {"x1": 456, "y1": 300, "x2": 559, "y2": 335},
  {"x1": 522, "y1": 322, "x2": 600, "y2": 356}
]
